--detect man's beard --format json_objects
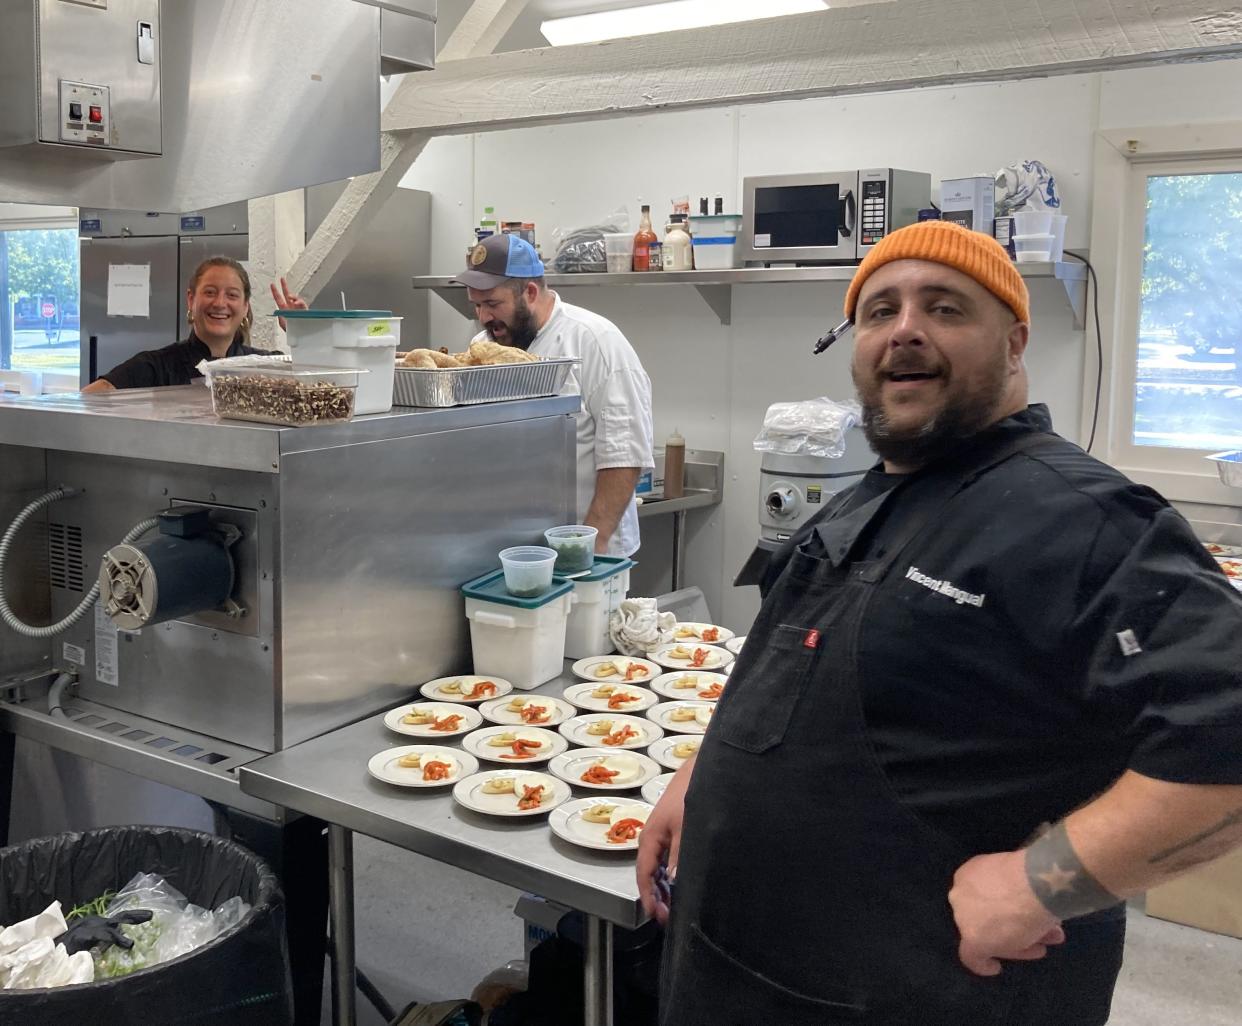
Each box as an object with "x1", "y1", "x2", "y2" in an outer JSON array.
[
  {"x1": 485, "y1": 296, "x2": 539, "y2": 351},
  {"x1": 856, "y1": 354, "x2": 1009, "y2": 469}
]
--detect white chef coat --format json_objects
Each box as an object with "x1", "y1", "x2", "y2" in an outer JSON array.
[{"x1": 472, "y1": 293, "x2": 653, "y2": 556}]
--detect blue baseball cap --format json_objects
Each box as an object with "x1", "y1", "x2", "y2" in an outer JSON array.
[{"x1": 453, "y1": 233, "x2": 546, "y2": 289}]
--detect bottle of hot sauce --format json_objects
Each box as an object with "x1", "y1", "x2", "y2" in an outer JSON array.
[{"x1": 633, "y1": 205, "x2": 658, "y2": 272}]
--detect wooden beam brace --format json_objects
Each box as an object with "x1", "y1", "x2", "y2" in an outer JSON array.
[
  {"x1": 382, "y1": 0, "x2": 1242, "y2": 136},
  {"x1": 284, "y1": 0, "x2": 531, "y2": 304}
]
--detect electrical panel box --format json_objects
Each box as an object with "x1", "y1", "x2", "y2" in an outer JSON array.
[{"x1": 0, "y1": 0, "x2": 161, "y2": 158}]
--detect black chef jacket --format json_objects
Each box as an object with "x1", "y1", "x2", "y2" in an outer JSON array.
[
  {"x1": 100, "y1": 333, "x2": 257, "y2": 389},
  {"x1": 760, "y1": 404, "x2": 1242, "y2": 854}
]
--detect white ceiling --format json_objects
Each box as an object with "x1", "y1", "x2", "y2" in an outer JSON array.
[{"x1": 434, "y1": 0, "x2": 833, "y2": 54}]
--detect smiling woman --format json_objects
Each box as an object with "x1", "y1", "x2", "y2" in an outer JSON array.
[{"x1": 81, "y1": 256, "x2": 267, "y2": 392}]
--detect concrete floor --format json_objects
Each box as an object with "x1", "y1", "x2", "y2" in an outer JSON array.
[{"x1": 330, "y1": 834, "x2": 1242, "y2": 1026}]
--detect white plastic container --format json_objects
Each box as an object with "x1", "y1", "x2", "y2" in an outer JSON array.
[
  {"x1": 462, "y1": 571, "x2": 574, "y2": 689},
  {"x1": 280, "y1": 309, "x2": 400, "y2": 415},
  {"x1": 692, "y1": 239, "x2": 739, "y2": 270},
  {"x1": 561, "y1": 557, "x2": 633, "y2": 659}
]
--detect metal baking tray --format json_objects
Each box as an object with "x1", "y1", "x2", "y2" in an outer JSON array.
[{"x1": 392, "y1": 358, "x2": 577, "y2": 408}]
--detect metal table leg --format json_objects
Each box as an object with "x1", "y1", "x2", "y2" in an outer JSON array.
[
  {"x1": 329, "y1": 824, "x2": 358, "y2": 1026},
  {"x1": 583, "y1": 913, "x2": 615, "y2": 1026},
  {"x1": 671, "y1": 510, "x2": 686, "y2": 592}
]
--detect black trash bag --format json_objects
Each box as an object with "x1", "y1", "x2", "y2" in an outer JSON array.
[{"x1": 0, "y1": 825, "x2": 293, "y2": 1026}]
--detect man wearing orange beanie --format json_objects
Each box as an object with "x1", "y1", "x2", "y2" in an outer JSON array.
[{"x1": 641, "y1": 219, "x2": 1242, "y2": 1025}]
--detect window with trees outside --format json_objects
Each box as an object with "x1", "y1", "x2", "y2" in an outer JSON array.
[{"x1": 0, "y1": 227, "x2": 81, "y2": 375}]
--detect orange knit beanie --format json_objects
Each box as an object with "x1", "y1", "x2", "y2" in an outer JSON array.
[{"x1": 843, "y1": 220, "x2": 1030, "y2": 325}]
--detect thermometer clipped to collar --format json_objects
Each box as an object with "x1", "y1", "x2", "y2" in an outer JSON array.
[{"x1": 813, "y1": 318, "x2": 853, "y2": 355}]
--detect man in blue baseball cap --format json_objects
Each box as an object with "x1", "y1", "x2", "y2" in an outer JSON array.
[{"x1": 454, "y1": 234, "x2": 653, "y2": 557}]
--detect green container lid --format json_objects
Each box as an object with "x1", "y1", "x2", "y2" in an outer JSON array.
[
  {"x1": 554, "y1": 555, "x2": 635, "y2": 585},
  {"x1": 275, "y1": 309, "x2": 393, "y2": 319},
  {"x1": 461, "y1": 569, "x2": 574, "y2": 609}
]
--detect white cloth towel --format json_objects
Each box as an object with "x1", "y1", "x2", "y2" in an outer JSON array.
[{"x1": 609, "y1": 597, "x2": 676, "y2": 656}]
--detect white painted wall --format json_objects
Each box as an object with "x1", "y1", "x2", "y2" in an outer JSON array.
[{"x1": 400, "y1": 58, "x2": 1242, "y2": 633}]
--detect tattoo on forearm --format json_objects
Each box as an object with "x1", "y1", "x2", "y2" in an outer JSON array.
[
  {"x1": 1148, "y1": 806, "x2": 1242, "y2": 866},
  {"x1": 1024, "y1": 821, "x2": 1120, "y2": 919}
]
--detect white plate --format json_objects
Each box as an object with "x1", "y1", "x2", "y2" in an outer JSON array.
[
  {"x1": 549, "y1": 797, "x2": 654, "y2": 852},
  {"x1": 367, "y1": 745, "x2": 479, "y2": 788},
  {"x1": 461, "y1": 725, "x2": 568, "y2": 765},
  {"x1": 1215, "y1": 556, "x2": 1242, "y2": 579},
  {"x1": 647, "y1": 734, "x2": 705, "y2": 770},
  {"x1": 547, "y1": 748, "x2": 662, "y2": 790},
  {"x1": 647, "y1": 643, "x2": 734, "y2": 672},
  {"x1": 570, "y1": 656, "x2": 661, "y2": 683},
  {"x1": 650, "y1": 671, "x2": 727, "y2": 702},
  {"x1": 558, "y1": 713, "x2": 662, "y2": 750},
  {"x1": 724, "y1": 635, "x2": 746, "y2": 656},
  {"x1": 646, "y1": 701, "x2": 714, "y2": 734},
  {"x1": 478, "y1": 694, "x2": 576, "y2": 727},
  {"x1": 383, "y1": 702, "x2": 483, "y2": 738},
  {"x1": 642, "y1": 772, "x2": 675, "y2": 806},
  {"x1": 419, "y1": 675, "x2": 514, "y2": 704},
  {"x1": 721, "y1": 662, "x2": 734, "y2": 677},
  {"x1": 1204, "y1": 542, "x2": 1242, "y2": 557},
  {"x1": 669, "y1": 622, "x2": 735, "y2": 646},
  {"x1": 452, "y1": 769, "x2": 572, "y2": 817},
  {"x1": 563, "y1": 681, "x2": 659, "y2": 713}
]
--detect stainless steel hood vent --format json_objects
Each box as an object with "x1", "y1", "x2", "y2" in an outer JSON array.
[{"x1": 0, "y1": 0, "x2": 434, "y2": 211}]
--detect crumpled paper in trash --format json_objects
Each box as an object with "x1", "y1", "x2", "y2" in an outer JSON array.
[
  {"x1": 609, "y1": 598, "x2": 676, "y2": 656},
  {"x1": 994, "y1": 160, "x2": 1060, "y2": 217},
  {"x1": 0, "y1": 901, "x2": 95, "y2": 989}
]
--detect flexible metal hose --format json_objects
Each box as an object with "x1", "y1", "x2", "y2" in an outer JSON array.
[{"x1": 0, "y1": 487, "x2": 159, "y2": 638}]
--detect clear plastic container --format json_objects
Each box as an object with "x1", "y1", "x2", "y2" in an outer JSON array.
[
  {"x1": 544, "y1": 525, "x2": 598, "y2": 573},
  {"x1": 204, "y1": 363, "x2": 360, "y2": 426},
  {"x1": 1011, "y1": 210, "x2": 1054, "y2": 236},
  {"x1": 1014, "y1": 233, "x2": 1054, "y2": 262},
  {"x1": 603, "y1": 233, "x2": 632, "y2": 273},
  {"x1": 499, "y1": 545, "x2": 558, "y2": 597}
]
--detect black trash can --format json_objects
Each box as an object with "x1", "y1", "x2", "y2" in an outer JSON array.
[{"x1": 0, "y1": 825, "x2": 294, "y2": 1025}]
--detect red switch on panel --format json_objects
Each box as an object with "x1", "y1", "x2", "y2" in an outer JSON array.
[{"x1": 88, "y1": 106, "x2": 102, "y2": 124}]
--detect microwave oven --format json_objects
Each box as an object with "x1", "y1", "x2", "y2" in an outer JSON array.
[{"x1": 740, "y1": 168, "x2": 931, "y2": 265}]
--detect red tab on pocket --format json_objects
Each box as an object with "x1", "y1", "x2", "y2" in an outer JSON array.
[{"x1": 804, "y1": 629, "x2": 821, "y2": 649}]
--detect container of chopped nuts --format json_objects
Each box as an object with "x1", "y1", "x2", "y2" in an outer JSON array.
[{"x1": 204, "y1": 363, "x2": 362, "y2": 426}]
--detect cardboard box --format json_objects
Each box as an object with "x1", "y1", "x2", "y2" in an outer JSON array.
[
  {"x1": 1146, "y1": 846, "x2": 1242, "y2": 938},
  {"x1": 940, "y1": 176, "x2": 995, "y2": 234},
  {"x1": 514, "y1": 894, "x2": 570, "y2": 957}
]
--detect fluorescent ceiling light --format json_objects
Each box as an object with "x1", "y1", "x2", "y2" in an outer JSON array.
[{"x1": 541, "y1": 0, "x2": 828, "y2": 47}]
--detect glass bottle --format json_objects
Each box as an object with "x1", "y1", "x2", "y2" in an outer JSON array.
[{"x1": 633, "y1": 205, "x2": 658, "y2": 272}]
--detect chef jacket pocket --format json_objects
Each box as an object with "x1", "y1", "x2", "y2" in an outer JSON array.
[
  {"x1": 673, "y1": 921, "x2": 866, "y2": 1025},
  {"x1": 713, "y1": 622, "x2": 817, "y2": 754}
]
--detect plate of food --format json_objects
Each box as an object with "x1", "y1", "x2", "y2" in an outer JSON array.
[
  {"x1": 547, "y1": 748, "x2": 661, "y2": 791},
  {"x1": 1204, "y1": 542, "x2": 1242, "y2": 557},
  {"x1": 647, "y1": 643, "x2": 734, "y2": 672},
  {"x1": 549, "y1": 797, "x2": 654, "y2": 852},
  {"x1": 570, "y1": 656, "x2": 661, "y2": 683},
  {"x1": 452, "y1": 769, "x2": 571, "y2": 818},
  {"x1": 647, "y1": 734, "x2": 703, "y2": 770},
  {"x1": 670, "y1": 622, "x2": 735, "y2": 646},
  {"x1": 646, "y1": 701, "x2": 714, "y2": 734},
  {"x1": 557, "y1": 713, "x2": 661, "y2": 750},
  {"x1": 641, "y1": 772, "x2": 675, "y2": 806},
  {"x1": 478, "y1": 694, "x2": 576, "y2": 727},
  {"x1": 383, "y1": 702, "x2": 483, "y2": 738},
  {"x1": 367, "y1": 745, "x2": 479, "y2": 788},
  {"x1": 419, "y1": 675, "x2": 513, "y2": 704},
  {"x1": 1215, "y1": 556, "x2": 1242, "y2": 579},
  {"x1": 462, "y1": 725, "x2": 568, "y2": 764},
  {"x1": 563, "y1": 681, "x2": 659, "y2": 713},
  {"x1": 650, "y1": 671, "x2": 726, "y2": 702},
  {"x1": 724, "y1": 635, "x2": 746, "y2": 656}
]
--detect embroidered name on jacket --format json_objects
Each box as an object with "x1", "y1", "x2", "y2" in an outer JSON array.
[{"x1": 904, "y1": 566, "x2": 986, "y2": 607}]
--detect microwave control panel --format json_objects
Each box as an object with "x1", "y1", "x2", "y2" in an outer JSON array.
[{"x1": 860, "y1": 179, "x2": 888, "y2": 247}]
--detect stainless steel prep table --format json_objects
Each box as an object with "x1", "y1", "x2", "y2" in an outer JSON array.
[{"x1": 238, "y1": 665, "x2": 649, "y2": 1026}]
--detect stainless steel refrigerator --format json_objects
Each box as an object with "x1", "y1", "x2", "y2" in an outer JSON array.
[{"x1": 79, "y1": 184, "x2": 431, "y2": 385}]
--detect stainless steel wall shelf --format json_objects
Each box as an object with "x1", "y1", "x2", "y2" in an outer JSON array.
[{"x1": 413, "y1": 260, "x2": 1090, "y2": 329}]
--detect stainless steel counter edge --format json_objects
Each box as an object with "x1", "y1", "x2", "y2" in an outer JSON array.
[
  {"x1": 0, "y1": 390, "x2": 580, "y2": 473},
  {"x1": 238, "y1": 759, "x2": 647, "y2": 929},
  {"x1": 0, "y1": 699, "x2": 287, "y2": 822}
]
